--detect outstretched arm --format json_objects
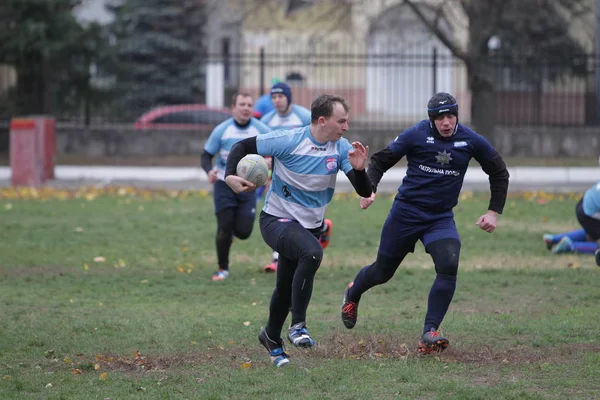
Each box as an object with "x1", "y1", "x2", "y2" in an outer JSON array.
[
  {"x1": 367, "y1": 145, "x2": 403, "y2": 193},
  {"x1": 345, "y1": 142, "x2": 373, "y2": 198}
]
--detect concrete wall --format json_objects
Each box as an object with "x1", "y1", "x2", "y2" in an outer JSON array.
[
  {"x1": 35, "y1": 123, "x2": 600, "y2": 158},
  {"x1": 0, "y1": 122, "x2": 597, "y2": 158}
]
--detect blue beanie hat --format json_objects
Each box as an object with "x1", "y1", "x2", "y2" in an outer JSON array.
[{"x1": 271, "y1": 82, "x2": 292, "y2": 106}]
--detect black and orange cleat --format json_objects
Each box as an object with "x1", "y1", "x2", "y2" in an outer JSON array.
[
  {"x1": 341, "y1": 282, "x2": 359, "y2": 329},
  {"x1": 319, "y1": 219, "x2": 333, "y2": 250},
  {"x1": 417, "y1": 329, "x2": 449, "y2": 354}
]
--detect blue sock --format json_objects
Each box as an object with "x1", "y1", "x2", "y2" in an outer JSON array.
[
  {"x1": 552, "y1": 229, "x2": 588, "y2": 243},
  {"x1": 572, "y1": 241, "x2": 598, "y2": 254},
  {"x1": 424, "y1": 274, "x2": 456, "y2": 334}
]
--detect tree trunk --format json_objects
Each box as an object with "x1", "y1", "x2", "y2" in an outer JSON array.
[
  {"x1": 15, "y1": 53, "x2": 46, "y2": 116},
  {"x1": 467, "y1": 63, "x2": 496, "y2": 137}
]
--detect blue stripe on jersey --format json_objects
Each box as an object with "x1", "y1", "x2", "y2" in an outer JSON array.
[
  {"x1": 204, "y1": 118, "x2": 271, "y2": 180},
  {"x1": 269, "y1": 175, "x2": 335, "y2": 207},
  {"x1": 256, "y1": 125, "x2": 353, "y2": 228}
]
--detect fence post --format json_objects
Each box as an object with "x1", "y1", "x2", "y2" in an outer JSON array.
[
  {"x1": 259, "y1": 47, "x2": 266, "y2": 95},
  {"x1": 432, "y1": 47, "x2": 438, "y2": 95}
]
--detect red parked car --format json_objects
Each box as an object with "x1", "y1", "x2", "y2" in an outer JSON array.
[{"x1": 134, "y1": 104, "x2": 232, "y2": 130}]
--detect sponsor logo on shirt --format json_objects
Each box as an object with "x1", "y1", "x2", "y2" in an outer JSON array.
[
  {"x1": 426, "y1": 136, "x2": 435, "y2": 144},
  {"x1": 311, "y1": 146, "x2": 327, "y2": 151},
  {"x1": 454, "y1": 141, "x2": 468, "y2": 148},
  {"x1": 419, "y1": 164, "x2": 460, "y2": 176},
  {"x1": 435, "y1": 150, "x2": 453, "y2": 166},
  {"x1": 326, "y1": 157, "x2": 337, "y2": 171}
]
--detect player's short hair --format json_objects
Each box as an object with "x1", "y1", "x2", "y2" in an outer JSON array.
[
  {"x1": 231, "y1": 92, "x2": 253, "y2": 107},
  {"x1": 311, "y1": 94, "x2": 350, "y2": 123}
]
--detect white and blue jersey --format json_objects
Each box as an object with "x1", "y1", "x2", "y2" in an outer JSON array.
[
  {"x1": 256, "y1": 125, "x2": 353, "y2": 229},
  {"x1": 260, "y1": 104, "x2": 311, "y2": 129},
  {"x1": 583, "y1": 182, "x2": 600, "y2": 220},
  {"x1": 204, "y1": 118, "x2": 271, "y2": 181}
]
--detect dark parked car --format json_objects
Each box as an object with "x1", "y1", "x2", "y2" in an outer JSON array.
[{"x1": 134, "y1": 104, "x2": 232, "y2": 130}]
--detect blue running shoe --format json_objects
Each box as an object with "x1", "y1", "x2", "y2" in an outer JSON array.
[
  {"x1": 212, "y1": 269, "x2": 229, "y2": 281},
  {"x1": 287, "y1": 322, "x2": 315, "y2": 348},
  {"x1": 258, "y1": 328, "x2": 290, "y2": 367},
  {"x1": 543, "y1": 234, "x2": 554, "y2": 251},
  {"x1": 552, "y1": 237, "x2": 574, "y2": 254}
]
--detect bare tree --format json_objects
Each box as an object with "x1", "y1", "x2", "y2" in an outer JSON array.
[{"x1": 403, "y1": 0, "x2": 591, "y2": 135}]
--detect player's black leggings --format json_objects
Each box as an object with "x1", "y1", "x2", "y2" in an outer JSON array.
[
  {"x1": 349, "y1": 238, "x2": 461, "y2": 333},
  {"x1": 352, "y1": 238, "x2": 460, "y2": 295},
  {"x1": 259, "y1": 212, "x2": 323, "y2": 340},
  {"x1": 215, "y1": 208, "x2": 254, "y2": 270}
]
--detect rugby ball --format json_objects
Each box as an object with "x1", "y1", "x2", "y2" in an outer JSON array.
[{"x1": 236, "y1": 154, "x2": 269, "y2": 187}]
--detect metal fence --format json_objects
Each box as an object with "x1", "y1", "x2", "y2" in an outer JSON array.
[
  {"x1": 228, "y1": 50, "x2": 600, "y2": 127},
  {"x1": 1, "y1": 50, "x2": 599, "y2": 128}
]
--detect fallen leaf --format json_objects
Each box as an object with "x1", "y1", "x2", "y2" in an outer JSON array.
[
  {"x1": 93, "y1": 257, "x2": 106, "y2": 263},
  {"x1": 99, "y1": 372, "x2": 109, "y2": 380},
  {"x1": 72, "y1": 369, "x2": 83, "y2": 375},
  {"x1": 240, "y1": 362, "x2": 252, "y2": 369},
  {"x1": 4, "y1": 203, "x2": 12, "y2": 210},
  {"x1": 45, "y1": 383, "x2": 53, "y2": 388},
  {"x1": 74, "y1": 227, "x2": 84, "y2": 232},
  {"x1": 243, "y1": 321, "x2": 251, "y2": 326},
  {"x1": 83, "y1": 264, "x2": 89, "y2": 271}
]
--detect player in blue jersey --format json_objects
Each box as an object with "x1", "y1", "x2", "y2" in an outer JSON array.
[
  {"x1": 260, "y1": 82, "x2": 312, "y2": 129},
  {"x1": 200, "y1": 93, "x2": 271, "y2": 281},
  {"x1": 543, "y1": 180, "x2": 600, "y2": 266},
  {"x1": 224, "y1": 94, "x2": 373, "y2": 367},
  {"x1": 259, "y1": 82, "x2": 333, "y2": 272},
  {"x1": 340, "y1": 92, "x2": 510, "y2": 354}
]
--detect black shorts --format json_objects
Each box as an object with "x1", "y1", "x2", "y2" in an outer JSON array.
[
  {"x1": 576, "y1": 198, "x2": 600, "y2": 241},
  {"x1": 212, "y1": 180, "x2": 257, "y2": 216}
]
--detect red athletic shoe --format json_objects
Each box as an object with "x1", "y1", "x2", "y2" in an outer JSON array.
[
  {"x1": 319, "y1": 219, "x2": 333, "y2": 250},
  {"x1": 264, "y1": 261, "x2": 278, "y2": 272}
]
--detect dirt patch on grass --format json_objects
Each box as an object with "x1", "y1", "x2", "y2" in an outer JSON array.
[
  {"x1": 72, "y1": 335, "x2": 600, "y2": 375},
  {"x1": 441, "y1": 341, "x2": 600, "y2": 365}
]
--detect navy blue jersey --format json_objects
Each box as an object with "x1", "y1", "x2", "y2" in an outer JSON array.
[{"x1": 368, "y1": 120, "x2": 509, "y2": 223}]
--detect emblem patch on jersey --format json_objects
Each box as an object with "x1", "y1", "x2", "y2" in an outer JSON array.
[
  {"x1": 325, "y1": 157, "x2": 337, "y2": 171},
  {"x1": 454, "y1": 141, "x2": 467, "y2": 148},
  {"x1": 435, "y1": 150, "x2": 453, "y2": 166},
  {"x1": 427, "y1": 136, "x2": 435, "y2": 144}
]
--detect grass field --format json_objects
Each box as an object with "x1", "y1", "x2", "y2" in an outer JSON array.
[{"x1": 1, "y1": 187, "x2": 599, "y2": 399}]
